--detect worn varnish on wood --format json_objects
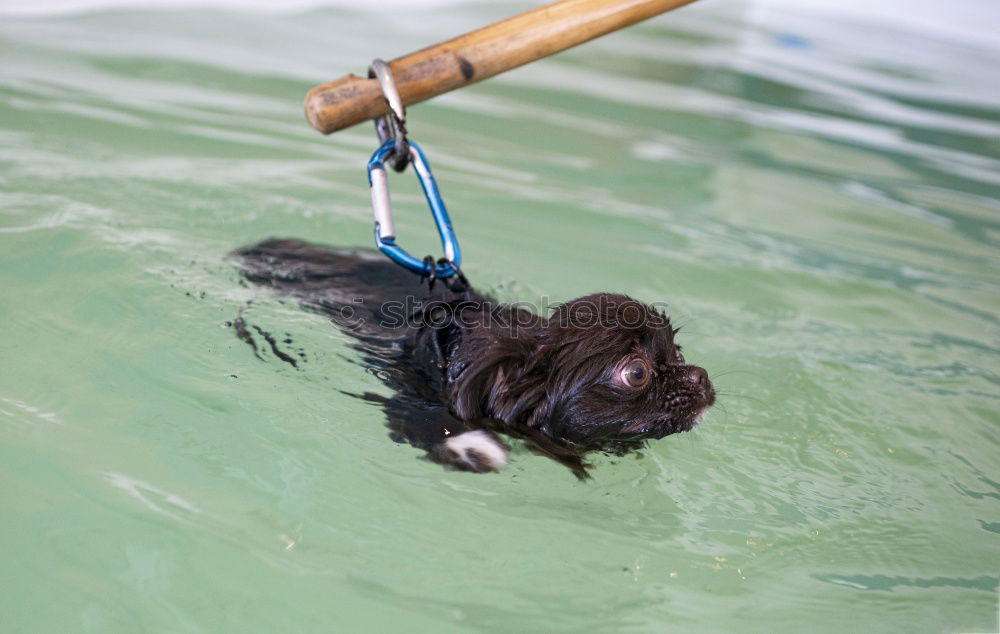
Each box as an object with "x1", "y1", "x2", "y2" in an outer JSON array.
[{"x1": 304, "y1": 0, "x2": 698, "y2": 134}]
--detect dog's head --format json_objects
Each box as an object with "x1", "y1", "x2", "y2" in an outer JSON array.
[{"x1": 450, "y1": 293, "x2": 715, "y2": 452}]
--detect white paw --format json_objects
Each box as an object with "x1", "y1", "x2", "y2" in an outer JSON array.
[{"x1": 444, "y1": 430, "x2": 508, "y2": 472}]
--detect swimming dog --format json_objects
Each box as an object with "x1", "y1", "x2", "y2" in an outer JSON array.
[{"x1": 232, "y1": 239, "x2": 714, "y2": 477}]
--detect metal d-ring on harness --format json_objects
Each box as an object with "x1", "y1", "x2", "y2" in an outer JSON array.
[{"x1": 366, "y1": 59, "x2": 465, "y2": 284}]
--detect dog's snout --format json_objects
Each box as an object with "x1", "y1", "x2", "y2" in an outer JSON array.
[{"x1": 684, "y1": 366, "x2": 709, "y2": 387}]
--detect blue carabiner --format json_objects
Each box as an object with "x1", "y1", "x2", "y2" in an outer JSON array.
[{"x1": 367, "y1": 138, "x2": 461, "y2": 278}]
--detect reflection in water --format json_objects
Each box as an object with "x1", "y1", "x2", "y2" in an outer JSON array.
[{"x1": 817, "y1": 573, "x2": 999, "y2": 593}]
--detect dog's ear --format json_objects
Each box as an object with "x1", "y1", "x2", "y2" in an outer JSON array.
[{"x1": 449, "y1": 334, "x2": 548, "y2": 424}]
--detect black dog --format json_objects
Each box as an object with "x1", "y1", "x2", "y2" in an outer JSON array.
[{"x1": 232, "y1": 239, "x2": 714, "y2": 477}]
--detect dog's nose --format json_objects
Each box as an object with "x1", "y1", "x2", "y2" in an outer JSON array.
[{"x1": 684, "y1": 367, "x2": 709, "y2": 387}]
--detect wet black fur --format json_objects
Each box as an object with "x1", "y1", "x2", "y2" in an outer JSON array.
[{"x1": 231, "y1": 238, "x2": 714, "y2": 477}]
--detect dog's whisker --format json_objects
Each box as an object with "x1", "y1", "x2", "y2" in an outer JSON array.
[
  {"x1": 710, "y1": 369, "x2": 763, "y2": 380},
  {"x1": 713, "y1": 391, "x2": 764, "y2": 405}
]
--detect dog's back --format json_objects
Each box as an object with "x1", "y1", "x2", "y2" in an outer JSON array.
[{"x1": 231, "y1": 238, "x2": 511, "y2": 473}]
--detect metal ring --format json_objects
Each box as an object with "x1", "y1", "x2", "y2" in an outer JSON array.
[
  {"x1": 370, "y1": 59, "x2": 405, "y2": 123},
  {"x1": 369, "y1": 59, "x2": 409, "y2": 172},
  {"x1": 367, "y1": 138, "x2": 461, "y2": 278}
]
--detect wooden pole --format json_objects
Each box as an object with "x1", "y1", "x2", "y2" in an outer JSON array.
[{"x1": 304, "y1": 0, "x2": 698, "y2": 134}]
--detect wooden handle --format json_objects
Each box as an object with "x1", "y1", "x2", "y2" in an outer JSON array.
[{"x1": 305, "y1": 0, "x2": 698, "y2": 134}]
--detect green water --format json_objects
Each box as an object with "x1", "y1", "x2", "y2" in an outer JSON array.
[{"x1": 2, "y1": 2, "x2": 998, "y2": 632}]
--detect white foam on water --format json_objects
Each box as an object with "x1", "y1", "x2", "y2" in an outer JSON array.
[
  {"x1": 0, "y1": 0, "x2": 499, "y2": 15},
  {"x1": 751, "y1": 0, "x2": 999, "y2": 51},
  {"x1": 1, "y1": 0, "x2": 996, "y2": 53}
]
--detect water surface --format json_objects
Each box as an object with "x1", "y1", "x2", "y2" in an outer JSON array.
[{"x1": 1, "y1": 1, "x2": 998, "y2": 632}]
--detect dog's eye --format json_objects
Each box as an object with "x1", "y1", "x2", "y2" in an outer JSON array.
[
  {"x1": 619, "y1": 359, "x2": 652, "y2": 389},
  {"x1": 673, "y1": 346, "x2": 685, "y2": 364}
]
